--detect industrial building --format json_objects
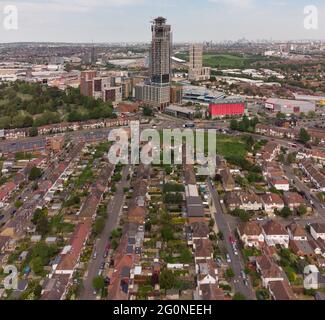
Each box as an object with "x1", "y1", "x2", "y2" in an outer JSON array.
[
  {"x1": 265, "y1": 98, "x2": 316, "y2": 114},
  {"x1": 209, "y1": 97, "x2": 246, "y2": 118},
  {"x1": 182, "y1": 86, "x2": 225, "y2": 105},
  {"x1": 165, "y1": 105, "x2": 196, "y2": 120}
]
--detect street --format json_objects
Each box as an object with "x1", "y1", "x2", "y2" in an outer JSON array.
[
  {"x1": 207, "y1": 179, "x2": 255, "y2": 300},
  {"x1": 80, "y1": 165, "x2": 130, "y2": 300}
]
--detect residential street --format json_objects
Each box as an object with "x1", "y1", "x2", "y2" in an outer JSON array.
[
  {"x1": 80, "y1": 165, "x2": 130, "y2": 300},
  {"x1": 207, "y1": 179, "x2": 255, "y2": 300}
]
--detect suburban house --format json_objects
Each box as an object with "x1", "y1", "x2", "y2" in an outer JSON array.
[
  {"x1": 268, "y1": 280, "x2": 296, "y2": 300},
  {"x1": 309, "y1": 238, "x2": 325, "y2": 257},
  {"x1": 219, "y1": 168, "x2": 236, "y2": 192},
  {"x1": 262, "y1": 161, "x2": 284, "y2": 179},
  {"x1": 190, "y1": 222, "x2": 210, "y2": 241},
  {"x1": 196, "y1": 261, "x2": 218, "y2": 286},
  {"x1": 299, "y1": 160, "x2": 325, "y2": 192},
  {"x1": 0, "y1": 181, "x2": 19, "y2": 208},
  {"x1": 283, "y1": 192, "x2": 305, "y2": 211},
  {"x1": 256, "y1": 255, "x2": 284, "y2": 288},
  {"x1": 310, "y1": 223, "x2": 325, "y2": 241},
  {"x1": 255, "y1": 124, "x2": 296, "y2": 140},
  {"x1": 197, "y1": 284, "x2": 225, "y2": 300},
  {"x1": 304, "y1": 265, "x2": 325, "y2": 290},
  {"x1": 224, "y1": 192, "x2": 263, "y2": 212},
  {"x1": 287, "y1": 222, "x2": 308, "y2": 241},
  {"x1": 193, "y1": 239, "x2": 214, "y2": 262},
  {"x1": 54, "y1": 221, "x2": 92, "y2": 275},
  {"x1": 262, "y1": 220, "x2": 289, "y2": 248},
  {"x1": 237, "y1": 222, "x2": 264, "y2": 248},
  {"x1": 261, "y1": 193, "x2": 284, "y2": 215},
  {"x1": 269, "y1": 177, "x2": 290, "y2": 192},
  {"x1": 289, "y1": 239, "x2": 315, "y2": 257},
  {"x1": 258, "y1": 141, "x2": 281, "y2": 163}
]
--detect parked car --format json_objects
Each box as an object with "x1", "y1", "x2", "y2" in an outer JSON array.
[
  {"x1": 226, "y1": 254, "x2": 231, "y2": 263},
  {"x1": 241, "y1": 271, "x2": 247, "y2": 279},
  {"x1": 100, "y1": 262, "x2": 105, "y2": 270}
]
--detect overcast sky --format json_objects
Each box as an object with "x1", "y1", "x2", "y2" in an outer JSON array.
[{"x1": 0, "y1": 0, "x2": 324, "y2": 43}]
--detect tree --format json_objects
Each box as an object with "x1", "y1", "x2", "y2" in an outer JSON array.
[
  {"x1": 36, "y1": 215, "x2": 50, "y2": 236},
  {"x1": 29, "y1": 166, "x2": 42, "y2": 181},
  {"x1": 287, "y1": 152, "x2": 297, "y2": 164},
  {"x1": 217, "y1": 231, "x2": 224, "y2": 240},
  {"x1": 143, "y1": 106, "x2": 153, "y2": 117},
  {"x1": 230, "y1": 119, "x2": 238, "y2": 131},
  {"x1": 276, "y1": 112, "x2": 285, "y2": 120},
  {"x1": 161, "y1": 226, "x2": 174, "y2": 241},
  {"x1": 244, "y1": 135, "x2": 255, "y2": 151},
  {"x1": 92, "y1": 276, "x2": 105, "y2": 292},
  {"x1": 232, "y1": 208, "x2": 252, "y2": 222},
  {"x1": 32, "y1": 182, "x2": 39, "y2": 191},
  {"x1": 297, "y1": 204, "x2": 307, "y2": 216},
  {"x1": 159, "y1": 269, "x2": 176, "y2": 290},
  {"x1": 278, "y1": 206, "x2": 292, "y2": 218},
  {"x1": 299, "y1": 128, "x2": 311, "y2": 144},
  {"x1": 29, "y1": 127, "x2": 38, "y2": 137},
  {"x1": 14, "y1": 200, "x2": 23, "y2": 208},
  {"x1": 256, "y1": 289, "x2": 269, "y2": 300},
  {"x1": 93, "y1": 217, "x2": 105, "y2": 235},
  {"x1": 31, "y1": 257, "x2": 44, "y2": 275},
  {"x1": 225, "y1": 268, "x2": 235, "y2": 279},
  {"x1": 307, "y1": 111, "x2": 316, "y2": 119},
  {"x1": 233, "y1": 293, "x2": 246, "y2": 300}
]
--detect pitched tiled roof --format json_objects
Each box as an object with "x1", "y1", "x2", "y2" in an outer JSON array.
[
  {"x1": 263, "y1": 220, "x2": 288, "y2": 236},
  {"x1": 238, "y1": 221, "x2": 262, "y2": 236}
]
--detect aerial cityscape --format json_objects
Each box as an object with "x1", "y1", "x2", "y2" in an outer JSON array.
[{"x1": 1, "y1": 0, "x2": 325, "y2": 305}]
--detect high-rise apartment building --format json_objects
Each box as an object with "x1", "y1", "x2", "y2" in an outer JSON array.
[
  {"x1": 188, "y1": 44, "x2": 211, "y2": 82},
  {"x1": 189, "y1": 44, "x2": 203, "y2": 70},
  {"x1": 136, "y1": 17, "x2": 172, "y2": 111},
  {"x1": 80, "y1": 70, "x2": 97, "y2": 97},
  {"x1": 150, "y1": 16, "x2": 172, "y2": 84}
]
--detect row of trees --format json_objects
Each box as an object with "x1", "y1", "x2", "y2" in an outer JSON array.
[
  {"x1": 0, "y1": 82, "x2": 116, "y2": 129},
  {"x1": 230, "y1": 116, "x2": 259, "y2": 133}
]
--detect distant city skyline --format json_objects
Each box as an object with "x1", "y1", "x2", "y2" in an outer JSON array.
[{"x1": 0, "y1": 0, "x2": 324, "y2": 43}]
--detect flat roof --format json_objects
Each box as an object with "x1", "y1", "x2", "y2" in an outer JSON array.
[
  {"x1": 165, "y1": 105, "x2": 196, "y2": 114},
  {"x1": 266, "y1": 98, "x2": 315, "y2": 107}
]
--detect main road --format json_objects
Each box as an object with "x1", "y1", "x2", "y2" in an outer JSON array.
[
  {"x1": 80, "y1": 165, "x2": 130, "y2": 300},
  {"x1": 207, "y1": 179, "x2": 255, "y2": 300}
]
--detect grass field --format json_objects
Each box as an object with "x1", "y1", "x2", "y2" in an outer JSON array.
[
  {"x1": 175, "y1": 52, "x2": 265, "y2": 69},
  {"x1": 215, "y1": 135, "x2": 247, "y2": 159},
  {"x1": 203, "y1": 54, "x2": 247, "y2": 69}
]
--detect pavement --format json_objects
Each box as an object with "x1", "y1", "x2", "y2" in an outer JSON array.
[
  {"x1": 207, "y1": 179, "x2": 255, "y2": 300},
  {"x1": 80, "y1": 165, "x2": 130, "y2": 300}
]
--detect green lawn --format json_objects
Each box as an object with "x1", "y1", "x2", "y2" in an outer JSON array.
[
  {"x1": 175, "y1": 52, "x2": 248, "y2": 69},
  {"x1": 216, "y1": 135, "x2": 247, "y2": 159},
  {"x1": 203, "y1": 54, "x2": 247, "y2": 69}
]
